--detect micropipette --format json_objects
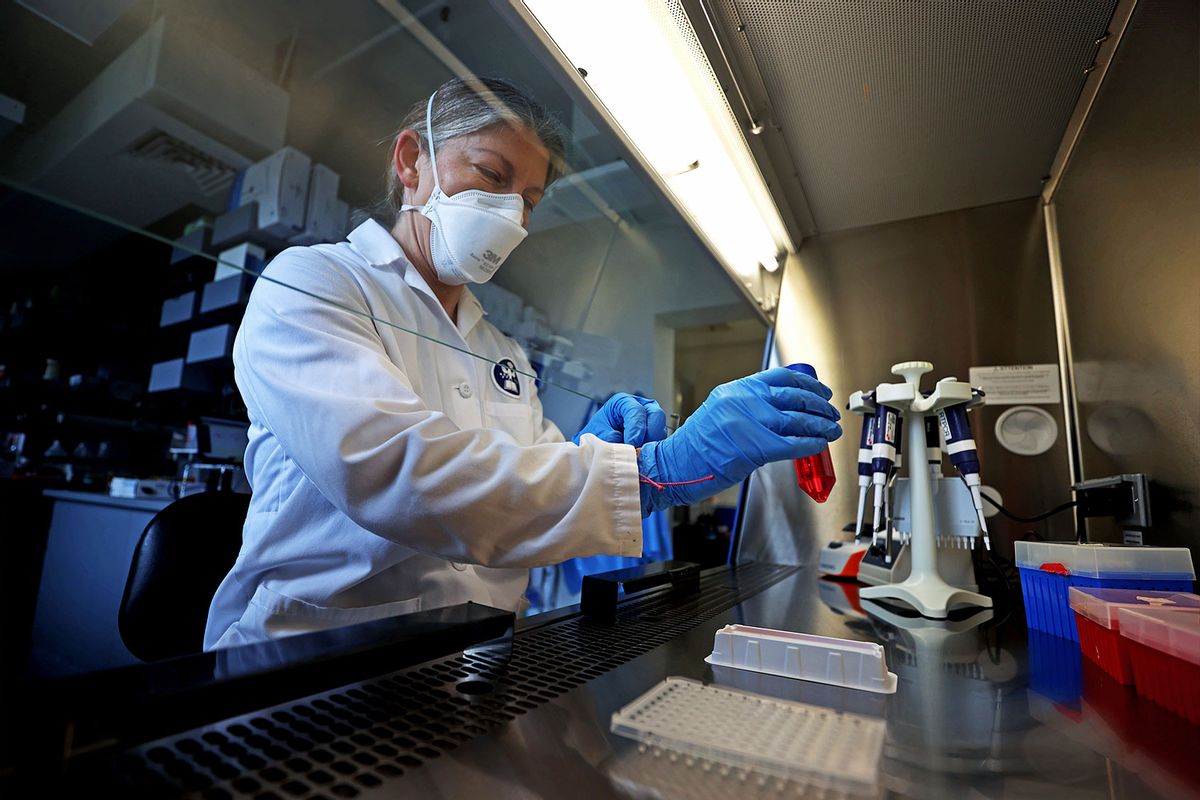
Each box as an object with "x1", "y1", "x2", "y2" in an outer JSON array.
[
  {"x1": 870, "y1": 403, "x2": 901, "y2": 552},
  {"x1": 924, "y1": 414, "x2": 943, "y2": 479},
  {"x1": 937, "y1": 390, "x2": 989, "y2": 548},
  {"x1": 854, "y1": 413, "x2": 876, "y2": 538}
]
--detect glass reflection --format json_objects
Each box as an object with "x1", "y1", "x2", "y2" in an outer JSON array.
[{"x1": 2, "y1": 0, "x2": 765, "y2": 680}]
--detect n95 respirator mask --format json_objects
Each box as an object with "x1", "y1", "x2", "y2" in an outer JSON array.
[{"x1": 400, "y1": 91, "x2": 529, "y2": 286}]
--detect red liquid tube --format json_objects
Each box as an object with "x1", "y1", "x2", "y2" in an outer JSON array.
[{"x1": 788, "y1": 363, "x2": 837, "y2": 503}]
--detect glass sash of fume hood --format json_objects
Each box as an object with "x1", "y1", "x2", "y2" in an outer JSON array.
[{"x1": 0, "y1": 174, "x2": 605, "y2": 403}]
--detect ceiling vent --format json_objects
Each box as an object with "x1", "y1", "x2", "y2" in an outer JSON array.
[
  {"x1": 124, "y1": 130, "x2": 240, "y2": 197},
  {"x1": 12, "y1": 15, "x2": 289, "y2": 229}
]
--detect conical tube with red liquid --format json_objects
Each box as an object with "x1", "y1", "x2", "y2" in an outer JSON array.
[{"x1": 788, "y1": 363, "x2": 836, "y2": 502}]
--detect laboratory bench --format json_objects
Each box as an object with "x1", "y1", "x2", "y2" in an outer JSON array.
[{"x1": 7, "y1": 562, "x2": 1196, "y2": 799}]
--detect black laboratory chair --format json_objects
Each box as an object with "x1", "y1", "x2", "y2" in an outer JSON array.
[{"x1": 118, "y1": 490, "x2": 250, "y2": 662}]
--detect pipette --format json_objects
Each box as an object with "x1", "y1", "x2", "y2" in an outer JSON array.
[
  {"x1": 937, "y1": 391, "x2": 989, "y2": 548},
  {"x1": 924, "y1": 414, "x2": 943, "y2": 479},
  {"x1": 869, "y1": 403, "x2": 901, "y2": 551},
  {"x1": 853, "y1": 413, "x2": 876, "y2": 538}
]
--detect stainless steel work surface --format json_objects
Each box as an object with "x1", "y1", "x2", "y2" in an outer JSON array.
[
  {"x1": 388, "y1": 568, "x2": 1190, "y2": 800},
  {"x1": 85, "y1": 564, "x2": 1194, "y2": 799}
]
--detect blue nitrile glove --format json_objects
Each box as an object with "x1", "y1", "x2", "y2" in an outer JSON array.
[
  {"x1": 637, "y1": 366, "x2": 842, "y2": 515},
  {"x1": 573, "y1": 393, "x2": 668, "y2": 447}
]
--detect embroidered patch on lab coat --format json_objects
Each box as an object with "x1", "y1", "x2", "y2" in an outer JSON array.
[{"x1": 492, "y1": 359, "x2": 521, "y2": 397}]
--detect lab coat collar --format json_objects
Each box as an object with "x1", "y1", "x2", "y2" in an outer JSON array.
[
  {"x1": 347, "y1": 218, "x2": 409, "y2": 271},
  {"x1": 456, "y1": 289, "x2": 485, "y2": 338},
  {"x1": 346, "y1": 219, "x2": 485, "y2": 338}
]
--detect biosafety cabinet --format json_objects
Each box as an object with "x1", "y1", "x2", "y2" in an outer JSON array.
[
  {"x1": 700, "y1": 0, "x2": 1200, "y2": 567},
  {"x1": 3, "y1": 0, "x2": 1194, "y2": 572},
  {"x1": 471, "y1": 0, "x2": 1199, "y2": 572},
  {"x1": 507, "y1": 0, "x2": 1198, "y2": 569},
  {"x1": 2, "y1": 1, "x2": 1198, "y2": 798}
]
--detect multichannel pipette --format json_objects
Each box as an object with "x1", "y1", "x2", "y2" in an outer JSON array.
[{"x1": 937, "y1": 390, "x2": 989, "y2": 547}]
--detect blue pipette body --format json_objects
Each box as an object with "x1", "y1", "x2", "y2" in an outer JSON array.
[
  {"x1": 870, "y1": 404, "x2": 902, "y2": 541},
  {"x1": 937, "y1": 395, "x2": 989, "y2": 544}
]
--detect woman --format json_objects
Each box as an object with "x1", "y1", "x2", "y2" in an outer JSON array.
[{"x1": 205, "y1": 77, "x2": 841, "y2": 649}]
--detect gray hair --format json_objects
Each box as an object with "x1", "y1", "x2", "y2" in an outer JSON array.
[{"x1": 383, "y1": 76, "x2": 567, "y2": 219}]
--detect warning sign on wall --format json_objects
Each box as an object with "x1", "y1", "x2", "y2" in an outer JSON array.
[{"x1": 968, "y1": 364, "x2": 1061, "y2": 405}]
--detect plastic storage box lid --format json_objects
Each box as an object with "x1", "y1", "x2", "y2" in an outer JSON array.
[
  {"x1": 1014, "y1": 541, "x2": 1195, "y2": 580},
  {"x1": 1068, "y1": 587, "x2": 1200, "y2": 630},
  {"x1": 704, "y1": 624, "x2": 897, "y2": 694},
  {"x1": 1116, "y1": 607, "x2": 1200, "y2": 666}
]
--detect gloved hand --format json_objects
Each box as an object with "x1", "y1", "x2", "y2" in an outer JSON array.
[
  {"x1": 637, "y1": 365, "x2": 842, "y2": 515},
  {"x1": 573, "y1": 392, "x2": 668, "y2": 447}
]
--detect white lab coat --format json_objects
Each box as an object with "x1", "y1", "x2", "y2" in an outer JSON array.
[{"x1": 204, "y1": 220, "x2": 642, "y2": 650}]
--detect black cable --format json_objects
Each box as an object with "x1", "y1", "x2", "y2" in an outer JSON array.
[{"x1": 957, "y1": 473, "x2": 1077, "y2": 524}]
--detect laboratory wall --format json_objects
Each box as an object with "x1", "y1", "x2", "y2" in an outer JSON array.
[
  {"x1": 740, "y1": 197, "x2": 1072, "y2": 566},
  {"x1": 1051, "y1": 0, "x2": 1200, "y2": 553}
]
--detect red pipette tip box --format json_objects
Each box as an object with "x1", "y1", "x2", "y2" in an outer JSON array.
[
  {"x1": 1118, "y1": 606, "x2": 1200, "y2": 724},
  {"x1": 1069, "y1": 587, "x2": 1200, "y2": 684}
]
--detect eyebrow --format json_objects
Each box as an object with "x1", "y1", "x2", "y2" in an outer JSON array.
[{"x1": 473, "y1": 147, "x2": 544, "y2": 197}]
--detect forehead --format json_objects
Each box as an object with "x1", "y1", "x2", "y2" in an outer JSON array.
[{"x1": 441, "y1": 124, "x2": 550, "y2": 182}]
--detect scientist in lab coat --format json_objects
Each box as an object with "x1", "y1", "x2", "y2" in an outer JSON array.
[{"x1": 204, "y1": 77, "x2": 842, "y2": 650}]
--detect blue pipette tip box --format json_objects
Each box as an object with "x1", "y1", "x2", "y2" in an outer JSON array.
[{"x1": 1016, "y1": 541, "x2": 1195, "y2": 642}]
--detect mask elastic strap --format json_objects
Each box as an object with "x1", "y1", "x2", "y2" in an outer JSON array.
[
  {"x1": 400, "y1": 90, "x2": 440, "y2": 215},
  {"x1": 424, "y1": 90, "x2": 441, "y2": 192}
]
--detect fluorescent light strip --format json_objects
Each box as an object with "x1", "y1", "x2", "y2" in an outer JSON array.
[{"x1": 524, "y1": 0, "x2": 792, "y2": 283}]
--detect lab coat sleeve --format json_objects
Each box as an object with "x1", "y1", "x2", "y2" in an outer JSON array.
[{"x1": 234, "y1": 249, "x2": 643, "y2": 567}]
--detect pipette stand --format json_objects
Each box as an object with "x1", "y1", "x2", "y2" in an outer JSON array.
[{"x1": 859, "y1": 362, "x2": 993, "y2": 618}]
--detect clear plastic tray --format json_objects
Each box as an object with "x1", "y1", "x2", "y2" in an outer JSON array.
[
  {"x1": 1014, "y1": 541, "x2": 1195, "y2": 580},
  {"x1": 610, "y1": 677, "x2": 884, "y2": 795},
  {"x1": 1068, "y1": 587, "x2": 1200, "y2": 630},
  {"x1": 705, "y1": 624, "x2": 897, "y2": 694},
  {"x1": 1117, "y1": 607, "x2": 1200, "y2": 667}
]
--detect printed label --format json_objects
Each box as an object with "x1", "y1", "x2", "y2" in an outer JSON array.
[
  {"x1": 884, "y1": 411, "x2": 896, "y2": 444},
  {"x1": 968, "y1": 364, "x2": 1061, "y2": 405},
  {"x1": 938, "y1": 410, "x2": 952, "y2": 443}
]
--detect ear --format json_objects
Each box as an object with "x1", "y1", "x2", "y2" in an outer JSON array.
[{"x1": 393, "y1": 129, "x2": 423, "y2": 191}]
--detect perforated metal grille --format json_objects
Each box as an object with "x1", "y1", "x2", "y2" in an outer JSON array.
[
  {"x1": 657, "y1": 1, "x2": 752, "y2": 156},
  {"x1": 100, "y1": 563, "x2": 796, "y2": 799},
  {"x1": 709, "y1": 0, "x2": 1119, "y2": 232}
]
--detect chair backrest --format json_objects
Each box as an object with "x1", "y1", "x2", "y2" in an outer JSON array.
[{"x1": 119, "y1": 491, "x2": 250, "y2": 662}]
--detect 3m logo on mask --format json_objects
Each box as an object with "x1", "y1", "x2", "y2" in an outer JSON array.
[{"x1": 482, "y1": 249, "x2": 501, "y2": 265}]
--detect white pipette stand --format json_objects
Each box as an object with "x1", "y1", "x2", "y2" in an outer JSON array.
[{"x1": 858, "y1": 361, "x2": 993, "y2": 618}]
